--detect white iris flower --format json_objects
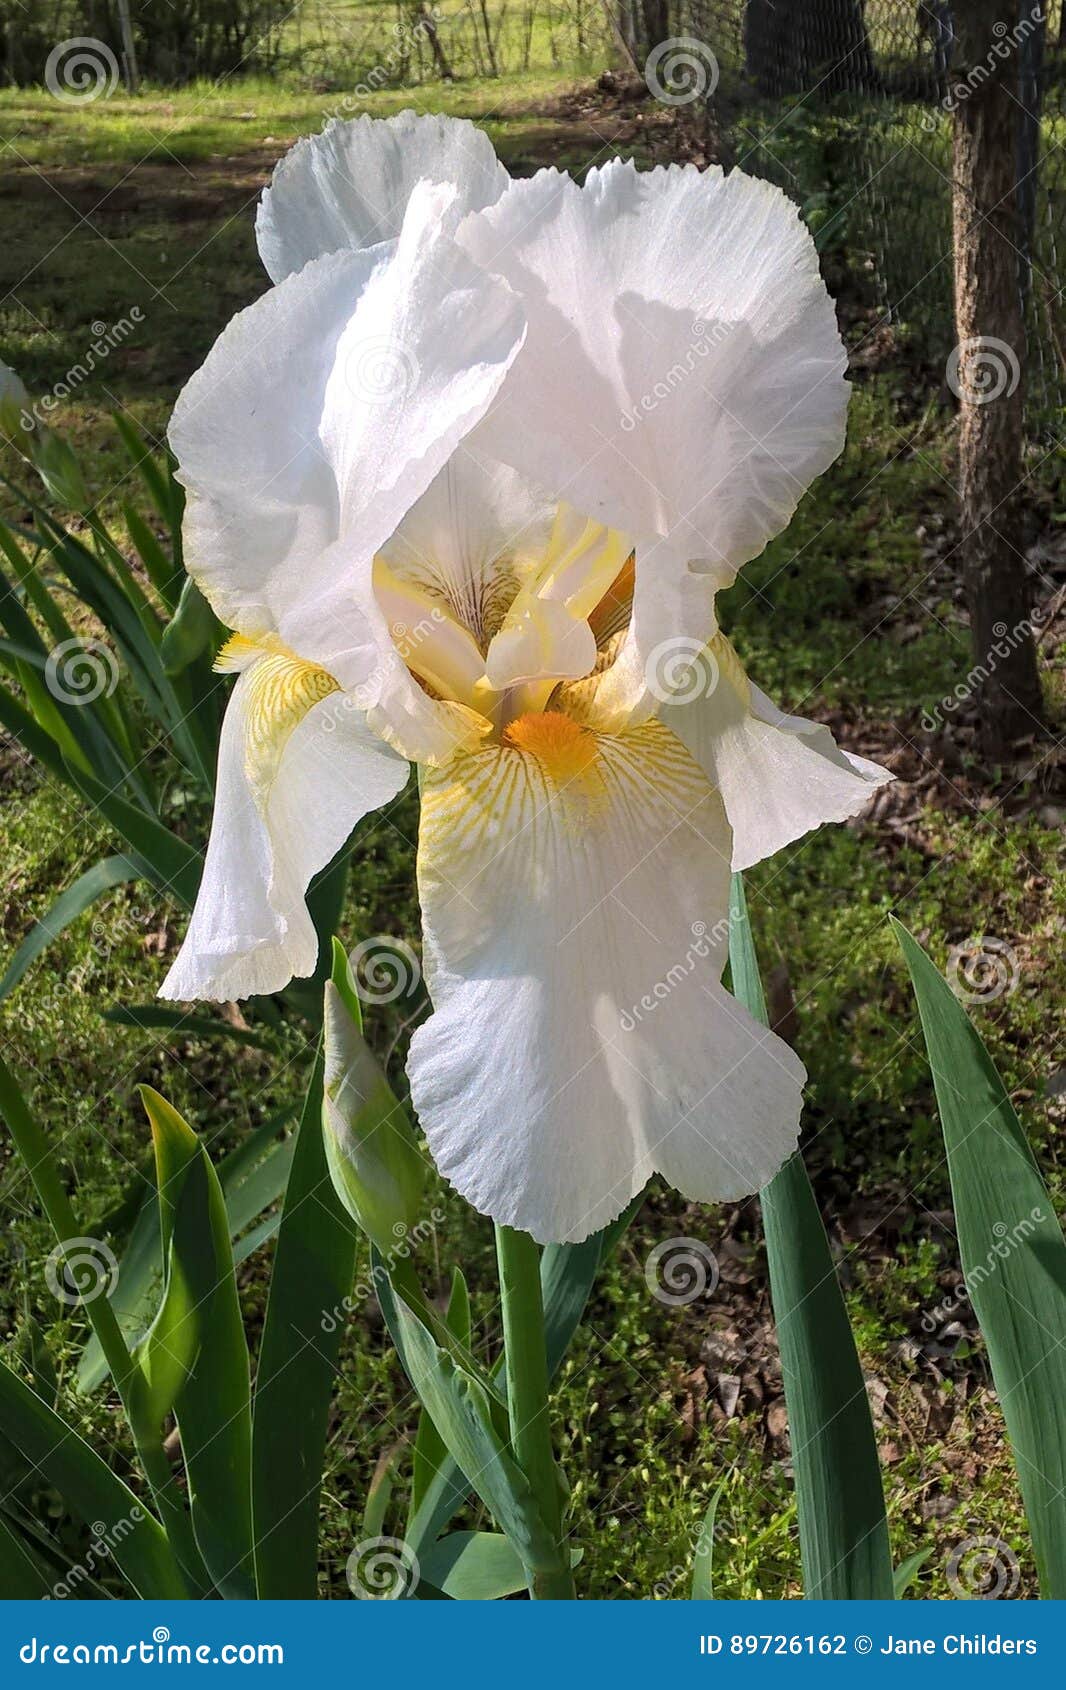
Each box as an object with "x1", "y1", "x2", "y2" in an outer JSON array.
[{"x1": 159, "y1": 113, "x2": 890, "y2": 1243}]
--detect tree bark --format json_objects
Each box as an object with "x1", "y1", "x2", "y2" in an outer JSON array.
[{"x1": 952, "y1": 0, "x2": 1043, "y2": 754}]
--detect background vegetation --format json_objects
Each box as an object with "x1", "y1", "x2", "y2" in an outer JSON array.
[{"x1": 1, "y1": 5, "x2": 1064, "y2": 1598}]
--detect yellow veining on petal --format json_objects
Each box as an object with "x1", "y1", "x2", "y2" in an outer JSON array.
[
  {"x1": 217, "y1": 632, "x2": 340, "y2": 801},
  {"x1": 417, "y1": 716, "x2": 720, "y2": 926},
  {"x1": 372, "y1": 556, "x2": 493, "y2": 712}
]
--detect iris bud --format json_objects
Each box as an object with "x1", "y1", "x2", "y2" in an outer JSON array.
[{"x1": 322, "y1": 974, "x2": 425, "y2": 1256}]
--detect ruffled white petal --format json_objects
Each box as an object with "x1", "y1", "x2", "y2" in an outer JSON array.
[
  {"x1": 407, "y1": 719, "x2": 804, "y2": 1243},
  {"x1": 256, "y1": 111, "x2": 509, "y2": 283},
  {"x1": 462, "y1": 159, "x2": 847, "y2": 719},
  {"x1": 160, "y1": 679, "x2": 408, "y2": 1002},
  {"x1": 170, "y1": 181, "x2": 527, "y2": 765},
  {"x1": 665, "y1": 638, "x2": 892, "y2": 871}
]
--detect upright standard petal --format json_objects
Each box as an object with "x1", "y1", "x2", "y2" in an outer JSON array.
[
  {"x1": 407, "y1": 715, "x2": 805, "y2": 1243},
  {"x1": 377, "y1": 450, "x2": 555, "y2": 646},
  {"x1": 256, "y1": 111, "x2": 509, "y2": 283},
  {"x1": 463, "y1": 160, "x2": 847, "y2": 720},
  {"x1": 170, "y1": 181, "x2": 527, "y2": 765},
  {"x1": 160, "y1": 669, "x2": 409, "y2": 1002},
  {"x1": 664, "y1": 636, "x2": 892, "y2": 871}
]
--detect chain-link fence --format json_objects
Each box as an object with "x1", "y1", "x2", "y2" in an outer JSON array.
[{"x1": 634, "y1": 1, "x2": 1066, "y2": 435}]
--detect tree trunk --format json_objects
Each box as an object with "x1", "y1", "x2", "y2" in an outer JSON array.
[
  {"x1": 744, "y1": 0, "x2": 878, "y2": 97},
  {"x1": 952, "y1": 0, "x2": 1043, "y2": 755}
]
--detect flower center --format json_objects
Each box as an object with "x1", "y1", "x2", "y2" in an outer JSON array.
[{"x1": 503, "y1": 709, "x2": 598, "y2": 784}]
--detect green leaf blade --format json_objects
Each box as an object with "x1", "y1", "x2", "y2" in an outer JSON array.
[
  {"x1": 251, "y1": 1051, "x2": 358, "y2": 1598},
  {"x1": 731, "y1": 874, "x2": 893, "y2": 1600},
  {"x1": 894, "y1": 918, "x2": 1066, "y2": 1596}
]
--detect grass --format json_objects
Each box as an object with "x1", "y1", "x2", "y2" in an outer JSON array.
[{"x1": 2, "y1": 63, "x2": 1065, "y2": 1599}]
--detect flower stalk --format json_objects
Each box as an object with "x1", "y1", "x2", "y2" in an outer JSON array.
[{"x1": 495, "y1": 1223, "x2": 575, "y2": 1599}]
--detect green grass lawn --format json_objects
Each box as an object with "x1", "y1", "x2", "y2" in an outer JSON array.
[{"x1": 2, "y1": 67, "x2": 1065, "y2": 1599}]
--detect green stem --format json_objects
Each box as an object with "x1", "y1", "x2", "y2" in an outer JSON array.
[{"x1": 495, "y1": 1224, "x2": 575, "y2": 1599}]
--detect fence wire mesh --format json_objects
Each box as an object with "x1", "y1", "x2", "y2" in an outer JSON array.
[{"x1": 657, "y1": 1, "x2": 1066, "y2": 435}]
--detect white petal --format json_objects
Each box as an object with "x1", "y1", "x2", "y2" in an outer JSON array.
[
  {"x1": 160, "y1": 678, "x2": 408, "y2": 1002},
  {"x1": 407, "y1": 718, "x2": 804, "y2": 1243},
  {"x1": 464, "y1": 161, "x2": 847, "y2": 572},
  {"x1": 170, "y1": 182, "x2": 526, "y2": 763},
  {"x1": 463, "y1": 160, "x2": 847, "y2": 720},
  {"x1": 256, "y1": 112, "x2": 509, "y2": 282},
  {"x1": 665, "y1": 638, "x2": 893, "y2": 871},
  {"x1": 378, "y1": 450, "x2": 555, "y2": 645}
]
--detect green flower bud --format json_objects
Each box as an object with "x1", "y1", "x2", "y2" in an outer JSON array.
[{"x1": 322, "y1": 979, "x2": 425, "y2": 1255}]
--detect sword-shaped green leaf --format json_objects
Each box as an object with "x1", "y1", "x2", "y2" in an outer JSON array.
[
  {"x1": 0, "y1": 1361, "x2": 187, "y2": 1598},
  {"x1": 140, "y1": 1088, "x2": 254, "y2": 1598},
  {"x1": 251, "y1": 1050, "x2": 358, "y2": 1598},
  {"x1": 731, "y1": 873, "x2": 892, "y2": 1599},
  {"x1": 893, "y1": 917, "x2": 1066, "y2": 1596}
]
